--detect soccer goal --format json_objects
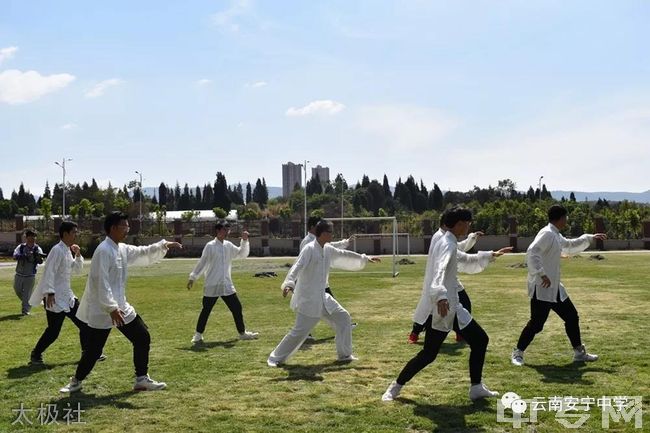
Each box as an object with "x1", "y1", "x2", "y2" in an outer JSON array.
[{"x1": 326, "y1": 216, "x2": 400, "y2": 277}]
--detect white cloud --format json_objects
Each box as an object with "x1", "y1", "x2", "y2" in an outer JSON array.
[
  {"x1": 0, "y1": 69, "x2": 75, "y2": 104},
  {"x1": 196, "y1": 78, "x2": 213, "y2": 86},
  {"x1": 250, "y1": 81, "x2": 267, "y2": 88},
  {"x1": 85, "y1": 78, "x2": 123, "y2": 98},
  {"x1": 0, "y1": 46, "x2": 18, "y2": 65},
  {"x1": 60, "y1": 123, "x2": 77, "y2": 130},
  {"x1": 286, "y1": 100, "x2": 346, "y2": 117},
  {"x1": 354, "y1": 104, "x2": 458, "y2": 151},
  {"x1": 211, "y1": 0, "x2": 251, "y2": 32}
]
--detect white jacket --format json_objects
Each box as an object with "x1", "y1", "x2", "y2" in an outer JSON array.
[
  {"x1": 29, "y1": 240, "x2": 84, "y2": 312},
  {"x1": 412, "y1": 230, "x2": 492, "y2": 325},
  {"x1": 300, "y1": 233, "x2": 351, "y2": 287},
  {"x1": 189, "y1": 238, "x2": 249, "y2": 297},
  {"x1": 282, "y1": 241, "x2": 368, "y2": 318},
  {"x1": 527, "y1": 223, "x2": 594, "y2": 302},
  {"x1": 76, "y1": 238, "x2": 168, "y2": 329},
  {"x1": 413, "y1": 231, "x2": 493, "y2": 329}
]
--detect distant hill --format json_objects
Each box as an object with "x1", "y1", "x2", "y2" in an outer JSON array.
[{"x1": 551, "y1": 190, "x2": 650, "y2": 203}]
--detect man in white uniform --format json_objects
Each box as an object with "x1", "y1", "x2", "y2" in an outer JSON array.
[
  {"x1": 187, "y1": 220, "x2": 258, "y2": 344},
  {"x1": 267, "y1": 220, "x2": 380, "y2": 367},
  {"x1": 300, "y1": 216, "x2": 356, "y2": 340},
  {"x1": 28, "y1": 221, "x2": 105, "y2": 365},
  {"x1": 511, "y1": 205, "x2": 607, "y2": 366},
  {"x1": 60, "y1": 212, "x2": 182, "y2": 393},
  {"x1": 408, "y1": 212, "x2": 488, "y2": 344},
  {"x1": 383, "y1": 208, "x2": 507, "y2": 402}
]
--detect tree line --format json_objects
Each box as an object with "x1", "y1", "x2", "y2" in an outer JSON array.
[{"x1": 1, "y1": 174, "x2": 648, "y2": 239}]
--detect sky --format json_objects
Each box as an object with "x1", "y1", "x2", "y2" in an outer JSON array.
[{"x1": 1, "y1": 0, "x2": 650, "y2": 198}]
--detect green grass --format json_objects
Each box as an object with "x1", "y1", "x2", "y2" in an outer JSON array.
[{"x1": 1, "y1": 252, "x2": 649, "y2": 432}]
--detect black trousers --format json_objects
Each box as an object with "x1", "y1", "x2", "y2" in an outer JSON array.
[
  {"x1": 398, "y1": 315, "x2": 489, "y2": 385},
  {"x1": 516, "y1": 290, "x2": 581, "y2": 351},
  {"x1": 196, "y1": 294, "x2": 245, "y2": 334},
  {"x1": 412, "y1": 290, "x2": 472, "y2": 334},
  {"x1": 75, "y1": 315, "x2": 150, "y2": 380},
  {"x1": 32, "y1": 298, "x2": 88, "y2": 357}
]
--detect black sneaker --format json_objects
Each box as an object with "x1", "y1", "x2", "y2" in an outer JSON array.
[{"x1": 29, "y1": 353, "x2": 44, "y2": 365}]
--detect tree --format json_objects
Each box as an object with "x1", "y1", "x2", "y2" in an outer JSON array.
[
  {"x1": 569, "y1": 192, "x2": 576, "y2": 202},
  {"x1": 334, "y1": 174, "x2": 348, "y2": 195},
  {"x1": 0, "y1": 187, "x2": 3, "y2": 201},
  {"x1": 39, "y1": 198, "x2": 52, "y2": 229},
  {"x1": 382, "y1": 175, "x2": 391, "y2": 197},
  {"x1": 496, "y1": 179, "x2": 517, "y2": 199},
  {"x1": 252, "y1": 178, "x2": 269, "y2": 209},
  {"x1": 245, "y1": 183, "x2": 252, "y2": 204},
  {"x1": 429, "y1": 183, "x2": 444, "y2": 211},
  {"x1": 158, "y1": 183, "x2": 168, "y2": 206},
  {"x1": 177, "y1": 183, "x2": 191, "y2": 210},
  {"x1": 230, "y1": 183, "x2": 244, "y2": 205},
  {"x1": 213, "y1": 172, "x2": 231, "y2": 211},
  {"x1": 202, "y1": 183, "x2": 214, "y2": 208},
  {"x1": 305, "y1": 174, "x2": 323, "y2": 195},
  {"x1": 78, "y1": 198, "x2": 95, "y2": 219},
  {"x1": 213, "y1": 207, "x2": 227, "y2": 218},
  {"x1": 526, "y1": 186, "x2": 536, "y2": 201},
  {"x1": 194, "y1": 186, "x2": 202, "y2": 208}
]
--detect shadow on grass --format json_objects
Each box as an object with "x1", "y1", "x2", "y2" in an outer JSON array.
[
  {"x1": 405, "y1": 341, "x2": 466, "y2": 357},
  {"x1": 0, "y1": 313, "x2": 24, "y2": 322},
  {"x1": 48, "y1": 390, "x2": 141, "y2": 419},
  {"x1": 526, "y1": 362, "x2": 616, "y2": 384},
  {"x1": 400, "y1": 397, "x2": 493, "y2": 433},
  {"x1": 271, "y1": 361, "x2": 376, "y2": 382},
  {"x1": 178, "y1": 339, "x2": 239, "y2": 352},
  {"x1": 6, "y1": 360, "x2": 81, "y2": 379},
  {"x1": 299, "y1": 336, "x2": 335, "y2": 350}
]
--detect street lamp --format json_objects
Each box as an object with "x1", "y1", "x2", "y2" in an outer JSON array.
[
  {"x1": 54, "y1": 158, "x2": 72, "y2": 218},
  {"x1": 303, "y1": 160, "x2": 309, "y2": 236},
  {"x1": 135, "y1": 170, "x2": 143, "y2": 224}
]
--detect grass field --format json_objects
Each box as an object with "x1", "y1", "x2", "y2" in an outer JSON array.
[{"x1": 1, "y1": 251, "x2": 648, "y2": 432}]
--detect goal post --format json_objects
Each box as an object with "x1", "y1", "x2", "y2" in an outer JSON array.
[{"x1": 325, "y1": 216, "x2": 400, "y2": 277}]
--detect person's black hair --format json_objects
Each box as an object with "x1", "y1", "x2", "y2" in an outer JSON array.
[
  {"x1": 104, "y1": 211, "x2": 129, "y2": 234},
  {"x1": 443, "y1": 207, "x2": 473, "y2": 229},
  {"x1": 24, "y1": 228, "x2": 37, "y2": 237},
  {"x1": 59, "y1": 221, "x2": 78, "y2": 238},
  {"x1": 308, "y1": 216, "x2": 322, "y2": 230},
  {"x1": 438, "y1": 208, "x2": 453, "y2": 228},
  {"x1": 548, "y1": 205, "x2": 568, "y2": 222},
  {"x1": 215, "y1": 220, "x2": 231, "y2": 231},
  {"x1": 315, "y1": 220, "x2": 333, "y2": 237}
]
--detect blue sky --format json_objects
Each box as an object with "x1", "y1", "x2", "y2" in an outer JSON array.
[{"x1": 1, "y1": 0, "x2": 649, "y2": 197}]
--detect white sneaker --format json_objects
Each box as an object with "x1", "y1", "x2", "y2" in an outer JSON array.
[
  {"x1": 573, "y1": 344, "x2": 598, "y2": 362},
  {"x1": 469, "y1": 383, "x2": 499, "y2": 401},
  {"x1": 191, "y1": 332, "x2": 203, "y2": 344},
  {"x1": 382, "y1": 381, "x2": 403, "y2": 402},
  {"x1": 239, "y1": 331, "x2": 259, "y2": 340},
  {"x1": 267, "y1": 358, "x2": 281, "y2": 368},
  {"x1": 337, "y1": 355, "x2": 359, "y2": 362},
  {"x1": 305, "y1": 334, "x2": 316, "y2": 342},
  {"x1": 351, "y1": 322, "x2": 358, "y2": 329},
  {"x1": 511, "y1": 348, "x2": 524, "y2": 366},
  {"x1": 134, "y1": 374, "x2": 167, "y2": 391},
  {"x1": 60, "y1": 377, "x2": 82, "y2": 393}
]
